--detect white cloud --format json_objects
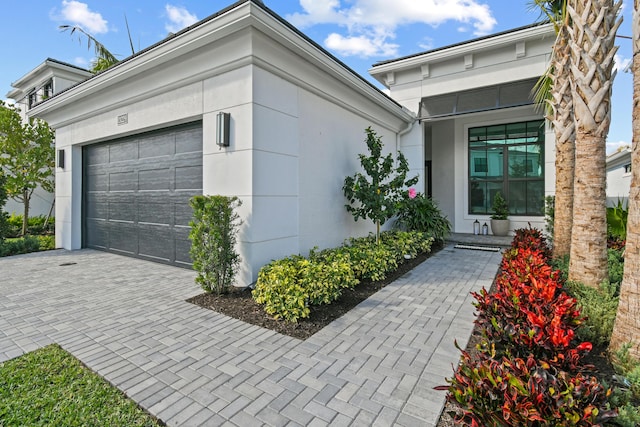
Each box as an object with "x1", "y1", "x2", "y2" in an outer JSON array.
[
  {"x1": 325, "y1": 33, "x2": 399, "y2": 57},
  {"x1": 614, "y1": 53, "x2": 632, "y2": 74},
  {"x1": 287, "y1": 0, "x2": 496, "y2": 58},
  {"x1": 607, "y1": 140, "x2": 631, "y2": 154},
  {"x1": 418, "y1": 37, "x2": 435, "y2": 51},
  {"x1": 55, "y1": 1, "x2": 108, "y2": 34},
  {"x1": 165, "y1": 5, "x2": 198, "y2": 34}
]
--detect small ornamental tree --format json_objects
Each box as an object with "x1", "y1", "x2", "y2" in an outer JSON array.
[
  {"x1": 0, "y1": 101, "x2": 55, "y2": 236},
  {"x1": 189, "y1": 195, "x2": 242, "y2": 294},
  {"x1": 343, "y1": 127, "x2": 418, "y2": 243}
]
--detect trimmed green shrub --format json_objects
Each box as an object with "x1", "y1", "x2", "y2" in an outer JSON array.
[
  {"x1": 189, "y1": 195, "x2": 242, "y2": 294},
  {"x1": 252, "y1": 253, "x2": 358, "y2": 322},
  {"x1": 0, "y1": 237, "x2": 42, "y2": 257},
  {"x1": 6, "y1": 214, "x2": 54, "y2": 237},
  {"x1": 395, "y1": 193, "x2": 451, "y2": 243},
  {"x1": 607, "y1": 248, "x2": 625, "y2": 287},
  {"x1": 564, "y1": 280, "x2": 618, "y2": 347},
  {"x1": 253, "y1": 231, "x2": 433, "y2": 322},
  {"x1": 252, "y1": 256, "x2": 310, "y2": 322}
]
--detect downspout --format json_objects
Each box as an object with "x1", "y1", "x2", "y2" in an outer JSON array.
[{"x1": 396, "y1": 117, "x2": 416, "y2": 155}]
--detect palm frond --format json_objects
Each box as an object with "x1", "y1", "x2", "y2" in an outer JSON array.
[{"x1": 59, "y1": 25, "x2": 119, "y2": 73}]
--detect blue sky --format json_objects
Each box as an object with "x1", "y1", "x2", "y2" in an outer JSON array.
[{"x1": 1, "y1": 0, "x2": 634, "y2": 152}]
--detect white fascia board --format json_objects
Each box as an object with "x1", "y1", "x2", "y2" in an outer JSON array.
[{"x1": 369, "y1": 24, "x2": 554, "y2": 86}]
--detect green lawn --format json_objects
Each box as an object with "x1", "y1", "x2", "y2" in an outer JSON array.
[{"x1": 0, "y1": 344, "x2": 161, "y2": 426}]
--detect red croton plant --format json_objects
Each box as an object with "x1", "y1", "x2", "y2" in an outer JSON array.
[{"x1": 436, "y1": 228, "x2": 617, "y2": 426}]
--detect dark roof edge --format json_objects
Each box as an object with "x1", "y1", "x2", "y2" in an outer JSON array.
[
  {"x1": 45, "y1": 57, "x2": 91, "y2": 73},
  {"x1": 372, "y1": 22, "x2": 548, "y2": 68}
]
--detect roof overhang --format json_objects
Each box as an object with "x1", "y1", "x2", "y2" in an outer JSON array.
[{"x1": 369, "y1": 24, "x2": 554, "y2": 87}]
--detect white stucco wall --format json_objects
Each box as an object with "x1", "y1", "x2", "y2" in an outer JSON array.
[
  {"x1": 606, "y1": 163, "x2": 631, "y2": 206},
  {"x1": 31, "y1": 2, "x2": 417, "y2": 286}
]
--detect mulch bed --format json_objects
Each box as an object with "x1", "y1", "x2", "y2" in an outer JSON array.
[{"x1": 187, "y1": 246, "x2": 439, "y2": 340}]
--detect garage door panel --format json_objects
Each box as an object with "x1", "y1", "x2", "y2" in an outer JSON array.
[
  {"x1": 175, "y1": 200, "x2": 194, "y2": 226},
  {"x1": 109, "y1": 197, "x2": 137, "y2": 222},
  {"x1": 108, "y1": 222, "x2": 138, "y2": 254},
  {"x1": 109, "y1": 140, "x2": 138, "y2": 163},
  {"x1": 139, "y1": 168, "x2": 171, "y2": 191},
  {"x1": 139, "y1": 225, "x2": 173, "y2": 261},
  {"x1": 85, "y1": 194, "x2": 108, "y2": 219},
  {"x1": 109, "y1": 171, "x2": 137, "y2": 192},
  {"x1": 84, "y1": 122, "x2": 202, "y2": 267},
  {"x1": 176, "y1": 165, "x2": 203, "y2": 190},
  {"x1": 138, "y1": 199, "x2": 172, "y2": 225},
  {"x1": 86, "y1": 145, "x2": 109, "y2": 165},
  {"x1": 175, "y1": 237, "x2": 193, "y2": 265},
  {"x1": 86, "y1": 172, "x2": 108, "y2": 192},
  {"x1": 85, "y1": 220, "x2": 107, "y2": 248},
  {"x1": 176, "y1": 128, "x2": 203, "y2": 154},
  {"x1": 139, "y1": 134, "x2": 175, "y2": 158}
]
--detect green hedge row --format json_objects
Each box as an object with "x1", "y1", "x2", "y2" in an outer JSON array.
[
  {"x1": 0, "y1": 235, "x2": 55, "y2": 257},
  {"x1": 6, "y1": 214, "x2": 55, "y2": 238},
  {"x1": 252, "y1": 231, "x2": 434, "y2": 322}
]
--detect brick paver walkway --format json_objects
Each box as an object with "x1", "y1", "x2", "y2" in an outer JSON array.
[{"x1": 0, "y1": 245, "x2": 501, "y2": 426}]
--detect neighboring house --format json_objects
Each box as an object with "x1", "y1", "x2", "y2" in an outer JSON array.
[
  {"x1": 606, "y1": 147, "x2": 632, "y2": 207},
  {"x1": 28, "y1": 0, "x2": 556, "y2": 286},
  {"x1": 5, "y1": 58, "x2": 92, "y2": 217}
]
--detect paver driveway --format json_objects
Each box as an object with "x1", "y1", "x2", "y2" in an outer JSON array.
[{"x1": 0, "y1": 245, "x2": 501, "y2": 426}]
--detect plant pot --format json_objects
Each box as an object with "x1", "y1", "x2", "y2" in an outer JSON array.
[{"x1": 490, "y1": 219, "x2": 510, "y2": 236}]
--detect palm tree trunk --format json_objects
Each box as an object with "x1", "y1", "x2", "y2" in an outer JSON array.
[
  {"x1": 551, "y1": 24, "x2": 575, "y2": 258},
  {"x1": 609, "y1": 0, "x2": 640, "y2": 359},
  {"x1": 567, "y1": 0, "x2": 621, "y2": 287}
]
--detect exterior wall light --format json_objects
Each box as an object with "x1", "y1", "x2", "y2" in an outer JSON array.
[
  {"x1": 57, "y1": 149, "x2": 65, "y2": 170},
  {"x1": 216, "y1": 112, "x2": 230, "y2": 147}
]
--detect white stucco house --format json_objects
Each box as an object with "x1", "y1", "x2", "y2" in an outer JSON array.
[
  {"x1": 27, "y1": 0, "x2": 556, "y2": 286},
  {"x1": 606, "y1": 147, "x2": 632, "y2": 207},
  {"x1": 5, "y1": 58, "x2": 92, "y2": 216}
]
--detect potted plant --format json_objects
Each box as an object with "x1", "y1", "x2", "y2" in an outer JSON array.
[{"x1": 490, "y1": 191, "x2": 510, "y2": 236}]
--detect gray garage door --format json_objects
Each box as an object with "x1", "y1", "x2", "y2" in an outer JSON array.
[{"x1": 83, "y1": 122, "x2": 202, "y2": 267}]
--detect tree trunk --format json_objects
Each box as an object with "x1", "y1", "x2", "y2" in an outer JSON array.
[
  {"x1": 22, "y1": 188, "x2": 29, "y2": 236},
  {"x1": 609, "y1": 0, "x2": 640, "y2": 359},
  {"x1": 551, "y1": 24, "x2": 575, "y2": 258},
  {"x1": 567, "y1": 0, "x2": 621, "y2": 287}
]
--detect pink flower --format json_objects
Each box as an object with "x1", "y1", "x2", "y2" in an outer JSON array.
[{"x1": 408, "y1": 188, "x2": 417, "y2": 199}]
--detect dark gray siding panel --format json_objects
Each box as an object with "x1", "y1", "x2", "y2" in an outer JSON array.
[{"x1": 83, "y1": 122, "x2": 202, "y2": 267}]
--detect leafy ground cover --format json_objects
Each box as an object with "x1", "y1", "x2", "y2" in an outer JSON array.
[
  {"x1": 0, "y1": 344, "x2": 161, "y2": 426},
  {"x1": 436, "y1": 229, "x2": 640, "y2": 427}
]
